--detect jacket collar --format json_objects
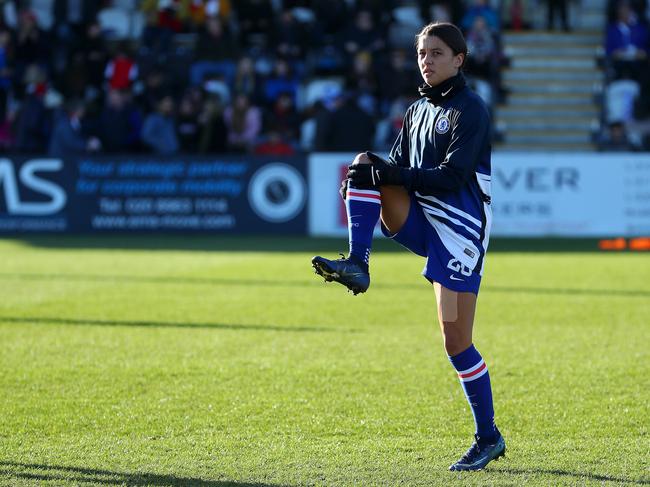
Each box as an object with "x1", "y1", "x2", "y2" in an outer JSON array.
[{"x1": 418, "y1": 72, "x2": 466, "y2": 106}]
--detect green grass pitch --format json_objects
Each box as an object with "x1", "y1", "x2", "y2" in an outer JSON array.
[{"x1": 0, "y1": 236, "x2": 648, "y2": 486}]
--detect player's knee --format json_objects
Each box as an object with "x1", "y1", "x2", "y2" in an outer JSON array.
[
  {"x1": 444, "y1": 337, "x2": 470, "y2": 357},
  {"x1": 352, "y1": 152, "x2": 372, "y2": 165},
  {"x1": 441, "y1": 324, "x2": 471, "y2": 356}
]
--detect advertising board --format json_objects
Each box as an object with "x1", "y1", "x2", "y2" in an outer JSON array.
[
  {"x1": 0, "y1": 156, "x2": 307, "y2": 234},
  {"x1": 308, "y1": 153, "x2": 650, "y2": 237}
]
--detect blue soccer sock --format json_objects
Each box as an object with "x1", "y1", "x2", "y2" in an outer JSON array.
[
  {"x1": 345, "y1": 184, "x2": 381, "y2": 268},
  {"x1": 449, "y1": 344, "x2": 498, "y2": 443}
]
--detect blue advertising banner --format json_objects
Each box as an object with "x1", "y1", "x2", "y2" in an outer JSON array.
[{"x1": 0, "y1": 156, "x2": 307, "y2": 234}]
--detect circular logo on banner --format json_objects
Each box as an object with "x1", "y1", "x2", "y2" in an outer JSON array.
[
  {"x1": 248, "y1": 163, "x2": 306, "y2": 223},
  {"x1": 435, "y1": 116, "x2": 450, "y2": 134}
]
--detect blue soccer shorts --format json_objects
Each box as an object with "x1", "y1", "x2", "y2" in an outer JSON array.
[{"x1": 381, "y1": 195, "x2": 482, "y2": 294}]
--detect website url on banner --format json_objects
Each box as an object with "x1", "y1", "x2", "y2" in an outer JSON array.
[{"x1": 91, "y1": 215, "x2": 235, "y2": 229}]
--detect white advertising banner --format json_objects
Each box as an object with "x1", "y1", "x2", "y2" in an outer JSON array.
[
  {"x1": 492, "y1": 153, "x2": 650, "y2": 236},
  {"x1": 309, "y1": 152, "x2": 650, "y2": 237},
  {"x1": 308, "y1": 153, "x2": 355, "y2": 238}
]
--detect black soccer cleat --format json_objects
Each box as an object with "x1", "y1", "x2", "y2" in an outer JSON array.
[
  {"x1": 448, "y1": 434, "x2": 506, "y2": 471},
  {"x1": 311, "y1": 254, "x2": 370, "y2": 295}
]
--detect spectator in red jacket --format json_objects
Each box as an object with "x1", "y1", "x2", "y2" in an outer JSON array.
[{"x1": 104, "y1": 43, "x2": 139, "y2": 91}]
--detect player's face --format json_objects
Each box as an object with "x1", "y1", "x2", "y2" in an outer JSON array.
[{"x1": 417, "y1": 35, "x2": 463, "y2": 87}]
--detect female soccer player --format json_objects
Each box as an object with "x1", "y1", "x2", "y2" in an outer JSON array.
[{"x1": 312, "y1": 22, "x2": 505, "y2": 471}]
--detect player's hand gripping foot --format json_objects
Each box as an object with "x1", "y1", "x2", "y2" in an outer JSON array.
[
  {"x1": 449, "y1": 434, "x2": 506, "y2": 471},
  {"x1": 311, "y1": 254, "x2": 370, "y2": 295}
]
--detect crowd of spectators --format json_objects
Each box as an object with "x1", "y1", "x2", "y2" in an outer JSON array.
[
  {"x1": 4, "y1": 0, "x2": 649, "y2": 156},
  {"x1": 0, "y1": 0, "x2": 511, "y2": 157},
  {"x1": 601, "y1": 0, "x2": 650, "y2": 150}
]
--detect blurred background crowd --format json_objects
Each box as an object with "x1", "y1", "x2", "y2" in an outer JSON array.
[{"x1": 0, "y1": 0, "x2": 648, "y2": 157}]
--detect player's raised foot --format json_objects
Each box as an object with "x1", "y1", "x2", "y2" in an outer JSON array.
[
  {"x1": 449, "y1": 433, "x2": 506, "y2": 471},
  {"x1": 311, "y1": 254, "x2": 370, "y2": 295}
]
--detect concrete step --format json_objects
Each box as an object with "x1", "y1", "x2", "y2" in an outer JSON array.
[
  {"x1": 504, "y1": 45, "x2": 601, "y2": 57},
  {"x1": 502, "y1": 31, "x2": 602, "y2": 45},
  {"x1": 497, "y1": 111, "x2": 598, "y2": 125},
  {"x1": 507, "y1": 93, "x2": 596, "y2": 105},
  {"x1": 497, "y1": 118, "x2": 598, "y2": 131},
  {"x1": 497, "y1": 109, "x2": 598, "y2": 120},
  {"x1": 580, "y1": 0, "x2": 607, "y2": 8},
  {"x1": 505, "y1": 130, "x2": 594, "y2": 144},
  {"x1": 577, "y1": 9, "x2": 607, "y2": 30},
  {"x1": 495, "y1": 142, "x2": 596, "y2": 152},
  {"x1": 503, "y1": 80, "x2": 603, "y2": 94},
  {"x1": 500, "y1": 18, "x2": 605, "y2": 151},
  {"x1": 497, "y1": 105, "x2": 599, "y2": 118},
  {"x1": 511, "y1": 57, "x2": 597, "y2": 69},
  {"x1": 503, "y1": 68, "x2": 602, "y2": 82}
]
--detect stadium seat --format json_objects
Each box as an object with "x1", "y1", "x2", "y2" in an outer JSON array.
[
  {"x1": 111, "y1": 0, "x2": 138, "y2": 11},
  {"x1": 605, "y1": 79, "x2": 640, "y2": 124},
  {"x1": 392, "y1": 6, "x2": 422, "y2": 26},
  {"x1": 389, "y1": 6, "x2": 423, "y2": 48},
  {"x1": 98, "y1": 8, "x2": 131, "y2": 40},
  {"x1": 297, "y1": 78, "x2": 344, "y2": 111},
  {"x1": 129, "y1": 11, "x2": 146, "y2": 39}
]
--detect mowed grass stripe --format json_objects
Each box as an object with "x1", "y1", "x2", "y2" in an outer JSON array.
[
  {"x1": 0, "y1": 237, "x2": 648, "y2": 486},
  {"x1": 1, "y1": 271, "x2": 650, "y2": 299}
]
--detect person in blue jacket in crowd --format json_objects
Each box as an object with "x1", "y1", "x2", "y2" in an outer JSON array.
[
  {"x1": 48, "y1": 99, "x2": 101, "y2": 157},
  {"x1": 141, "y1": 94, "x2": 179, "y2": 155}
]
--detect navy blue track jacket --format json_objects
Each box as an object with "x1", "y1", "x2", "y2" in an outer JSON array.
[{"x1": 388, "y1": 79, "x2": 493, "y2": 274}]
